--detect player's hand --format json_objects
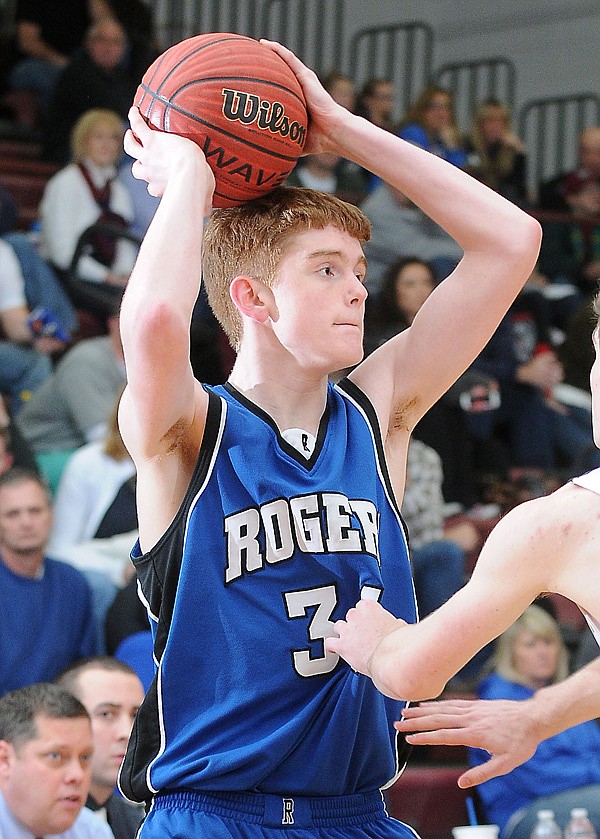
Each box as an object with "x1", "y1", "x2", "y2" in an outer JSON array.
[
  {"x1": 395, "y1": 698, "x2": 540, "y2": 787},
  {"x1": 325, "y1": 598, "x2": 402, "y2": 676},
  {"x1": 259, "y1": 40, "x2": 346, "y2": 156},
  {"x1": 125, "y1": 107, "x2": 215, "y2": 210}
]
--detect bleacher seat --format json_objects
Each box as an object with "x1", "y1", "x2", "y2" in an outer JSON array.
[{"x1": 386, "y1": 764, "x2": 470, "y2": 839}]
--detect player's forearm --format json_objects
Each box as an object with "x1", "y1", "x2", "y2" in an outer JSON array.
[
  {"x1": 327, "y1": 110, "x2": 541, "y2": 261},
  {"x1": 527, "y1": 657, "x2": 600, "y2": 740},
  {"x1": 369, "y1": 622, "x2": 450, "y2": 700},
  {"x1": 121, "y1": 151, "x2": 208, "y2": 330}
]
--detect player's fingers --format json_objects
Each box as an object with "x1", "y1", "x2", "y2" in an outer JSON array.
[
  {"x1": 400, "y1": 700, "x2": 476, "y2": 720},
  {"x1": 401, "y1": 728, "x2": 475, "y2": 747},
  {"x1": 324, "y1": 636, "x2": 339, "y2": 653},
  {"x1": 123, "y1": 129, "x2": 142, "y2": 159},
  {"x1": 456, "y1": 755, "x2": 515, "y2": 788}
]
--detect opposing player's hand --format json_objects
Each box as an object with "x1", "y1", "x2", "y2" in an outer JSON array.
[
  {"x1": 395, "y1": 698, "x2": 540, "y2": 788},
  {"x1": 325, "y1": 598, "x2": 402, "y2": 676},
  {"x1": 260, "y1": 40, "x2": 346, "y2": 156},
  {"x1": 124, "y1": 107, "x2": 215, "y2": 210}
]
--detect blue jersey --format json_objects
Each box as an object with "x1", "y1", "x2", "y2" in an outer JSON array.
[{"x1": 119, "y1": 379, "x2": 416, "y2": 803}]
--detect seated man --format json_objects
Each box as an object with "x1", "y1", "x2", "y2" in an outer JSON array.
[
  {"x1": 537, "y1": 126, "x2": 600, "y2": 295},
  {"x1": 56, "y1": 657, "x2": 145, "y2": 838},
  {"x1": 0, "y1": 467, "x2": 99, "y2": 695},
  {"x1": 360, "y1": 182, "x2": 463, "y2": 296},
  {"x1": 15, "y1": 309, "x2": 125, "y2": 492},
  {"x1": 0, "y1": 681, "x2": 114, "y2": 837}
]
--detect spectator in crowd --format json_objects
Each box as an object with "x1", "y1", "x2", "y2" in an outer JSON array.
[
  {"x1": 319, "y1": 71, "x2": 370, "y2": 200},
  {"x1": 0, "y1": 182, "x2": 18, "y2": 235},
  {"x1": 465, "y1": 98, "x2": 528, "y2": 206},
  {"x1": 469, "y1": 606, "x2": 600, "y2": 839},
  {"x1": 0, "y1": 468, "x2": 99, "y2": 696},
  {"x1": 402, "y1": 438, "x2": 471, "y2": 618},
  {"x1": 56, "y1": 657, "x2": 145, "y2": 838},
  {"x1": 0, "y1": 682, "x2": 114, "y2": 837},
  {"x1": 363, "y1": 256, "x2": 495, "y2": 511},
  {"x1": 402, "y1": 437, "x2": 493, "y2": 683},
  {"x1": 3, "y1": 230, "x2": 79, "y2": 334},
  {"x1": 8, "y1": 0, "x2": 91, "y2": 120},
  {"x1": 558, "y1": 291, "x2": 598, "y2": 396},
  {"x1": 322, "y1": 70, "x2": 356, "y2": 112},
  {"x1": 0, "y1": 397, "x2": 38, "y2": 472},
  {"x1": 360, "y1": 183, "x2": 463, "y2": 296},
  {"x1": 469, "y1": 269, "x2": 599, "y2": 476},
  {"x1": 15, "y1": 309, "x2": 125, "y2": 492},
  {"x1": 39, "y1": 109, "x2": 138, "y2": 322},
  {"x1": 90, "y1": 0, "x2": 159, "y2": 82},
  {"x1": 49, "y1": 388, "x2": 137, "y2": 610},
  {"x1": 355, "y1": 78, "x2": 397, "y2": 191},
  {"x1": 0, "y1": 237, "x2": 70, "y2": 415},
  {"x1": 398, "y1": 85, "x2": 468, "y2": 168},
  {"x1": 44, "y1": 17, "x2": 138, "y2": 165},
  {"x1": 537, "y1": 126, "x2": 600, "y2": 293},
  {"x1": 355, "y1": 78, "x2": 396, "y2": 131},
  {"x1": 286, "y1": 152, "x2": 367, "y2": 204}
]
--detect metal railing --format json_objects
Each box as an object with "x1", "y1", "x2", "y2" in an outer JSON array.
[
  {"x1": 435, "y1": 57, "x2": 516, "y2": 134},
  {"x1": 519, "y1": 94, "x2": 600, "y2": 196},
  {"x1": 349, "y1": 21, "x2": 433, "y2": 120}
]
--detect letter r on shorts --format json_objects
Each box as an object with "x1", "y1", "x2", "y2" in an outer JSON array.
[{"x1": 282, "y1": 797, "x2": 295, "y2": 824}]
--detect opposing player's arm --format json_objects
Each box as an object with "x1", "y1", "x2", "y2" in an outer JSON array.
[
  {"x1": 119, "y1": 108, "x2": 215, "y2": 464},
  {"x1": 328, "y1": 493, "x2": 567, "y2": 700},
  {"x1": 396, "y1": 654, "x2": 600, "y2": 789}
]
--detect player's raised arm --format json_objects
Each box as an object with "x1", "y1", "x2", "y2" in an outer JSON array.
[
  {"x1": 119, "y1": 107, "x2": 215, "y2": 463},
  {"x1": 263, "y1": 41, "x2": 541, "y2": 431}
]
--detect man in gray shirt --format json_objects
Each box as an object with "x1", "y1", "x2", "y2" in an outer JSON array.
[{"x1": 16, "y1": 313, "x2": 125, "y2": 492}]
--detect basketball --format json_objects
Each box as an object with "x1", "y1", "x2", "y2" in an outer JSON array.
[{"x1": 134, "y1": 33, "x2": 308, "y2": 207}]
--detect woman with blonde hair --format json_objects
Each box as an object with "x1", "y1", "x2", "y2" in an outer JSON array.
[
  {"x1": 465, "y1": 98, "x2": 528, "y2": 205},
  {"x1": 39, "y1": 108, "x2": 138, "y2": 321},
  {"x1": 468, "y1": 605, "x2": 600, "y2": 839}
]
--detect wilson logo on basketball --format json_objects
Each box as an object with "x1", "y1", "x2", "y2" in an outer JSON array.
[{"x1": 221, "y1": 89, "x2": 306, "y2": 148}]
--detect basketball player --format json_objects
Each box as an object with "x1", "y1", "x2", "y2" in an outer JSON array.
[
  {"x1": 326, "y1": 293, "x2": 600, "y2": 791},
  {"x1": 116, "y1": 40, "x2": 540, "y2": 837}
]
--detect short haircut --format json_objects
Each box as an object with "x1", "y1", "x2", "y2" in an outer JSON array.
[
  {"x1": 56, "y1": 656, "x2": 139, "y2": 698},
  {"x1": 202, "y1": 185, "x2": 371, "y2": 351},
  {"x1": 0, "y1": 683, "x2": 89, "y2": 752},
  {"x1": 0, "y1": 466, "x2": 49, "y2": 497},
  {"x1": 493, "y1": 603, "x2": 569, "y2": 686}
]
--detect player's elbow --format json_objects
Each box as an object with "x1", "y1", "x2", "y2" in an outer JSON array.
[
  {"x1": 121, "y1": 297, "x2": 186, "y2": 348},
  {"x1": 372, "y1": 647, "x2": 446, "y2": 702},
  {"x1": 505, "y1": 212, "x2": 543, "y2": 272}
]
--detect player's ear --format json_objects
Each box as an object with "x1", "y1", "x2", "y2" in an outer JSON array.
[
  {"x1": 0, "y1": 740, "x2": 15, "y2": 777},
  {"x1": 229, "y1": 275, "x2": 275, "y2": 324}
]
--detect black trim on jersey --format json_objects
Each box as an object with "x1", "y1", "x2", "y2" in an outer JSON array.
[
  {"x1": 119, "y1": 388, "x2": 225, "y2": 805},
  {"x1": 223, "y1": 381, "x2": 330, "y2": 469},
  {"x1": 335, "y1": 377, "x2": 402, "y2": 520}
]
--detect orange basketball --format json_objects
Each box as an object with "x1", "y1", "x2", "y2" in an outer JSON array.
[{"x1": 134, "y1": 33, "x2": 308, "y2": 207}]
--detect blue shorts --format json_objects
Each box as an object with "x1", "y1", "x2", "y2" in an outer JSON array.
[{"x1": 138, "y1": 789, "x2": 420, "y2": 838}]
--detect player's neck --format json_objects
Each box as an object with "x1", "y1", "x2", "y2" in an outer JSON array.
[{"x1": 228, "y1": 353, "x2": 329, "y2": 435}]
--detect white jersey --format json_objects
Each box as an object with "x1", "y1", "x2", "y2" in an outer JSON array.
[{"x1": 570, "y1": 468, "x2": 600, "y2": 646}]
